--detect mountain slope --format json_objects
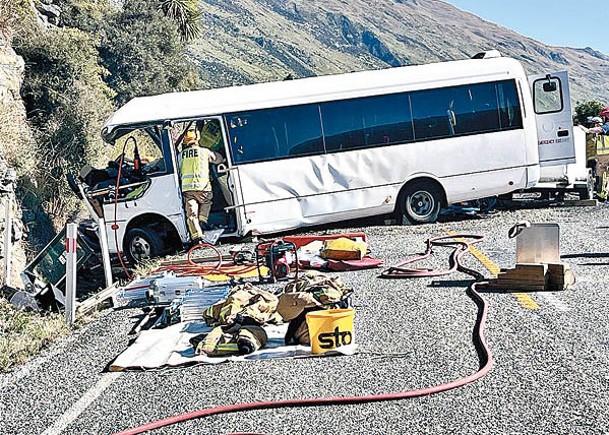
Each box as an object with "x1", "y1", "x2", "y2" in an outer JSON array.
[{"x1": 189, "y1": 0, "x2": 609, "y2": 104}]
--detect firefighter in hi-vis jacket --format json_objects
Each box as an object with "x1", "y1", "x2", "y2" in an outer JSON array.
[{"x1": 179, "y1": 129, "x2": 224, "y2": 245}]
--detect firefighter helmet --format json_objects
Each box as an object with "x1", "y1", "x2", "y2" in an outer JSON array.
[
  {"x1": 182, "y1": 130, "x2": 199, "y2": 145},
  {"x1": 591, "y1": 116, "x2": 603, "y2": 124}
]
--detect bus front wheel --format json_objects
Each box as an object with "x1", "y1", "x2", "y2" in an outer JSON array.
[
  {"x1": 124, "y1": 227, "x2": 164, "y2": 264},
  {"x1": 398, "y1": 182, "x2": 442, "y2": 224}
]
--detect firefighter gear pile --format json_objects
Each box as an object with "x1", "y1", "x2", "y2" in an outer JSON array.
[
  {"x1": 190, "y1": 271, "x2": 353, "y2": 356},
  {"x1": 203, "y1": 283, "x2": 282, "y2": 327},
  {"x1": 191, "y1": 323, "x2": 268, "y2": 357},
  {"x1": 277, "y1": 271, "x2": 353, "y2": 345},
  {"x1": 193, "y1": 283, "x2": 279, "y2": 357}
]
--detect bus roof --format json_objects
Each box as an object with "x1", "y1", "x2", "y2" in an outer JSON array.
[{"x1": 102, "y1": 54, "x2": 525, "y2": 142}]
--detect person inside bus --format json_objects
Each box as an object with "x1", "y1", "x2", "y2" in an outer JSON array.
[
  {"x1": 179, "y1": 129, "x2": 224, "y2": 245},
  {"x1": 196, "y1": 119, "x2": 233, "y2": 206}
]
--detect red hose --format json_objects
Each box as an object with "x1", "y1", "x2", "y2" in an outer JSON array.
[
  {"x1": 114, "y1": 235, "x2": 493, "y2": 435},
  {"x1": 153, "y1": 243, "x2": 259, "y2": 277},
  {"x1": 112, "y1": 149, "x2": 131, "y2": 280}
]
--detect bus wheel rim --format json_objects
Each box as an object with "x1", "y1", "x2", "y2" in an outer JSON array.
[
  {"x1": 409, "y1": 190, "x2": 434, "y2": 217},
  {"x1": 131, "y1": 236, "x2": 151, "y2": 259}
]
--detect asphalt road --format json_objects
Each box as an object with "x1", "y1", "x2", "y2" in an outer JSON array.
[{"x1": 1, "y1": 202, "x2": 609, "y2": 435}]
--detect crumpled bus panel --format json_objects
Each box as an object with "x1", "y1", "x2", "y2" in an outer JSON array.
[
  {"x1": 235, "y1": 151, "x2": 402, "y2": 234},
  {"x1": 234, "y1": 129, "x2": 532, "y2": 234}
]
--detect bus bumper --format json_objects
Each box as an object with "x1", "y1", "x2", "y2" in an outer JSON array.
[{"x1": 527, "y1": 165, "x2": 541, "y2": 188}]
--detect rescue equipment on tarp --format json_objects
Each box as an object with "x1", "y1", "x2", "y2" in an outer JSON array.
[
  {"x1": 113, "y1": 234, "x2": 494, "y2": 435},
  {"x1": 255, "y1": 239, "x2": 299, "y2": 282}
]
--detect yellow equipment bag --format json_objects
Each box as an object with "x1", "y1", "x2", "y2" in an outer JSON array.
[{"x1": 320, "y1": 237, "x2": 367, "y2": 260}]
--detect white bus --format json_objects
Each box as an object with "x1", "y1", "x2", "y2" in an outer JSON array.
[{"x1": 70, "y1": 50, "x2": 574, "y2": 263}]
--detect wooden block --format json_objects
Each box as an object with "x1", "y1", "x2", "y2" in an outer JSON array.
[
  {"x1": 546, "y1": 262, "x2": 575, "y2": 290},
  {"x1": 499, "y1": 264, "x2": 548, "y2": 282},
  {"x1": 489, "y1": 262, "x2": 575, "y2": 292},
  {"x1": 514, "y1": 263, "x2": 548, "y2": 273},
  {"x1": 484, "y1": 281, "x2": 546, "y2": 292},
  {"x1": 485, "y1": 263, "x2": 548, "y2": 291},
  {"x1": 498, "y1": 271, "x2": 546, "y2": 280}
]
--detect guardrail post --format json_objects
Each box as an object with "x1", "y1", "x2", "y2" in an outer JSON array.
[
  {"x1": 65, "y1": 223, "x2": 77, "y2": 324},
  {"x1": 3, "y1": 194, "x2": 12, "y2": 287}
]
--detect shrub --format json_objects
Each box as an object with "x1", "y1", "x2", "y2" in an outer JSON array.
[
  {"x1": 99, "y1": 0, "x2": 201, "y2": 106},
  {"x1": 0, "y1": 0, "x2": 34, "y2": 41},
  {"x1": 0, "y1": 298, "x2": 70, "y2": 372},
  {"x1": 55, "y1": 0, "x2": 113, "y2": 33},
  {"x1": 14, "y1": 26, "x2": 115, "y2": 233},
  {"x1": 573, "y1": 100, "x2": 606, "y2": 125}
]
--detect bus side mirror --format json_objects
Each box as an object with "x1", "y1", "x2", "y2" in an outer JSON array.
[{"x1": 543, "y1": 75, "x2": 557, "y2": 92}]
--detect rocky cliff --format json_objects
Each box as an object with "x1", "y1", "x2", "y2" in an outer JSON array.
[
  {"x1": 189, "y1": 0, "x2": 609, "y2": 104},
  {"x1": 0, "y1": 34, "x2": 31, "y2": 288}
]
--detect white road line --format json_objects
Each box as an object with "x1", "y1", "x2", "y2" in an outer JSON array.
[
  {"x1": 41, "y1": 372, "x2": 122, "y2": 435},
  {"x1": 537, "y1": 293, "x2": 571, "y2": 312}
]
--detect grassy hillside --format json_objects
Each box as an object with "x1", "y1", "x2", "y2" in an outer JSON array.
[{"x1": 188, "y1": 0, "x2": 609, "y2": 104}]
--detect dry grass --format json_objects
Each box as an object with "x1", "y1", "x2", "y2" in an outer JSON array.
[
  {"x1": 0, "y1": 0, "x2": 33, "y2": 44},
  {"x1": 0, "y1": 99, "x2": 38, "y2": 179},
  {"x1": 0, "y1": 298, "x2": 71, "y2": 372},
  {"x1": 0, "y1": 0, "x2": 16, "y2": 43}
]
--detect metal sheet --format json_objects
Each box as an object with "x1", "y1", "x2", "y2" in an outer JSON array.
[{"x1": 516, "y1": 224, "x2": 560, "y2": 264}]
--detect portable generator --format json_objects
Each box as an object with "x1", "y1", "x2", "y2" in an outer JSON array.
[{"x1": 255, "y1": 240, "x2": 298, "y2": 282}]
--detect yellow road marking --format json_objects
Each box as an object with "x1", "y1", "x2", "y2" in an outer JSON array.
[
  {"x1": 512, "y1": 293, "x2": 541, "y2": 310},
  {"x1": 445, "y1": 229, "x2": 540, "y2": 310}
]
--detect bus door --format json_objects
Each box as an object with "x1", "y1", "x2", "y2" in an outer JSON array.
[
  {"x1": 206, "y1": 119, "x2": 244, "y2": 235},
  {"x1": 214, "y1": 162, "x2": 246, "y2": 234},
  {"x1": 528, "y1": 71, "x2": 575, "y2": 167}
]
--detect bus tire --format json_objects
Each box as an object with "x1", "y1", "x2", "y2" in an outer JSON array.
[
  {"x1": 124, "y1": 227, "x2": 164, "y2": 264},
  {"x1": 398, "y1": 181, "x2": 442, "y2": 224}
]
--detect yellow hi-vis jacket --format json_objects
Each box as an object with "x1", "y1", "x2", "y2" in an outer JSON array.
[{"x1": 180, "y1": 145, "x2": 222, "y2": 192}]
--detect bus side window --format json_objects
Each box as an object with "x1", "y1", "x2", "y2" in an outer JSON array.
[
  {"x1": 321, "y1": 100, "x2": 365, "y2": 151},
  {"x1": 197, "y1": 119, "x2": 225, "y2": 155},
  {"x1": 453, "y1": 83, "x2": 500, "y2": 135},
  {"x1": 411, "y1": 88, "x2": 453, "y2": 140},
  {"x1": 321, "y1": 94, "x2": 413, "y2": 152},
  {"x1": 497, "y1": 80, "x2": 523, "y2": 129},
  {"x1": 226, "y1": 105, "x2": 323, "y2": 164}
]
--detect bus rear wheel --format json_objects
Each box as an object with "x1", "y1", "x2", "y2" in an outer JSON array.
[
  {"x1": 124, "y1": 227, "x2": 164, "y2": 264},
  {"x1": 398, "y1": 182, "x2": 442, "y2": 224}
]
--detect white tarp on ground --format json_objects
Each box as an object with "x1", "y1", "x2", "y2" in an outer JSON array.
[{"x1": 109, "y1": 322, "x2": 356, "y2": 371}]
